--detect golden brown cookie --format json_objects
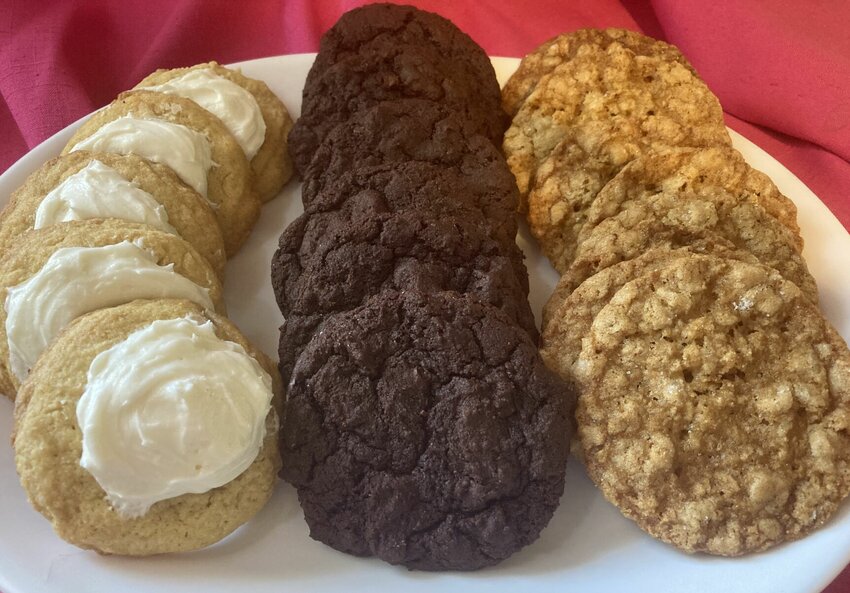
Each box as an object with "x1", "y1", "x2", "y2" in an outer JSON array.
[
  {"x1": 540, "y1": 242, "x2": 757, "y2": 387},
  {"x1": 565, "y1": 189, "x2": 818, "y2": 301},
  {"x1": 502, "y1": 28, "x2": 695, "y2": 117},
  {"x1": 0, "y1": 219, "x2": 225, "y2": 399},
  {"x1": 135, "y1": 61, "x2": 294, "y2": 202},
  {"x1": 0, "y1": 151, "x2": 226, "y2": 279},
  {"x1": 575, "y1": 254, "x2": 850, "y2": 555},
  {"x1": 503, "y1": 33, "x2": 730, "y2": 209},
  {"x1": 63, "y1": 90, "x2": 260, "y2": 255},
  {"x1": 13, "y1": 298, "x2": 281, "y2": 556},
  {"x1": 583, "y1": 146, "x2": 802, "y2": 250}
]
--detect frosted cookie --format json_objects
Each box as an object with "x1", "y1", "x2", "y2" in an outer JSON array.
[
  {"x1": 540, "y1": 243, "x2": 757, "y2": 387},
  {"x1": 502, "y1": 28, "x2": 695, "y2": 116},
  {"x1": 566, "y1": 189, "x2": 818, "y2": 301},
  {"x1": 574, "y1": 254, "x2": 850, "y2": 555},
  {"x1": 63, "y1": 90, "x2": 260, "y2": 255},
  {"x1": 281, "y1": 290, "x2": 572, "y2": 570},
  {"x1": 0, "y1": 219, "x2": 225, "y2": 399},
  {"x1": 504, "y1": 34, "x2": 729, "y2": 207},
  {"x1": 0, "y1": 151, "x2": 226, "y2": 279},
  {"x1": 136, "y1": 61, "x2": 294, "y2": 202},
  {"x1": 289, "y1": 3, "x2": 505, "y2": 174},
  {"x1": 14, "y1": 299, "x2": 281, "y2": 556},
  {"x1": 582, "y1": 146, "x2": 802, "y2": 252}
]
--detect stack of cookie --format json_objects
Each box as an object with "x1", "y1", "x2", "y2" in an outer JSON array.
[
  {"x1": 273, "y1": 3, "x2": 574, "y2": 571},
  {"x1": 504, "y1": 29, "x2": 850, "y2": 556},
  {"x1": 2, "y1": 61, "x2": 295, "y2": 554}
]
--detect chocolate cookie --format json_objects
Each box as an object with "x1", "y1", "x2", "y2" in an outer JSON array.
[
  {"x1": 289, "y1": 3, "x2": 505, "y2": 173},
  {"x1": 302, "y1": 99, "x2": 506, "y2": 194},
  {"x1": 272, "y1": 193, "x2": 534, "y2": 380},
  {"x1": 303, "y1": 160, "x2": 519, "y2": 252},
  {"x1": 280, "y1": 290, "x2": 574, "y2": 570}
]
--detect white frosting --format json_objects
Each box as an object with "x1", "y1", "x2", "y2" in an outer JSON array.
[
  {"x1": 140, "y1": 68, "x2": 266, "y2": 160},
  {"x1": 76, "y1": 317, "x2": 272, "y2": 518},
  {"x1": 34, "y1": 160, "x2": 177, "y2": 234},
  {"x1": 5, "y1": 241, "x2": 214, "y2": 382},
  {"x1": 70, "y1": 116, "x2": 212, "y2": 198}
]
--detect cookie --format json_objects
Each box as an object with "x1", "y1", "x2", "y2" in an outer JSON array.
[
  {"x1": 281, "y1": 290, "x2": 573, "y2": 570},
  {"x1": 540, "y1": 242, "x2": 757, "y2": 387},
  {"x1": 504, "y1": 34, "x2": 730, "y2": 206},
  {"x1": 303, "y1": 160, "x2": 519, "y2": 253},
  {"x1": 574, "y1": 254, "x2": 850, "y2": 555},
  {"x1": 303, "y1": 99, "x2": 507, "y2": 199},
  {"x1": 0, "y1": 219, "x2": 225, "y2": 399},
  {"x1": 583, "y1": 146, "x2": 802, "y2": 251},
  {"x1": 0, "y1": 151, "x2": 226, "y2": 279},
  {"x1": 566, "y1": 189, "x2": 818, "y2": 301},
  {"x1": 289, "y1": 3, "x2": 505, "y2": 174},
  {"x1": 502, "y1": 28, "x2": 695, "y2": 117},
  {"x1": 136, "y1": 61, "x2": 294, "y2": 202},
  {"x1": 272, "y1": 197, "x2": 534, "y2": 380},
  {"x1": 13, "y1": 298, "x2": 281, "y2": 555},
  {"x1": 63, "y1": 90, "x2": 260, "y2": 256}
]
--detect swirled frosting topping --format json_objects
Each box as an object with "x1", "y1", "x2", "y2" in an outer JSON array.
[
  {"x1": 5, "y1": 241, "x2": 213, "y2": 382},
  {"x1": 34, "y1": 160, "x2": 177, "y2": 234},
  {"x1": 70, "y1": 116, "x2": 212, "y2": 198},
  {"x1": 76, "y1": 316, "x2": 273, "y2": 518},
  {"x1": 140, "y1": 68, "x2": 266, "y2": 160}
]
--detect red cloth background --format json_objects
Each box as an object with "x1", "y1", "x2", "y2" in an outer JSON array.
[{"x1": 1, "y1": 0, "x2": 849, "y2": 590}]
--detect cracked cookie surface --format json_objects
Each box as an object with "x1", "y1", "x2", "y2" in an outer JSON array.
[
  {"x1": 280, "y1": 289, "x2": 573, "y2": 570},
  {"x1": 289, "y1": 3, "x2": 504, "y2": 173},
  {"x1": 271, "y1": 195, "x2": 534, "y2": 380}
]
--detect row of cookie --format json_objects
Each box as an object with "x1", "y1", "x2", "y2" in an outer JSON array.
[
  {"x1": 0, "y1": 59, "x2": 293, "y2": 397},
  {"x1": 502, "y1": 29, "x2": 850, "y2": 556},
  {"x1": 3, "y1": 61, "x2": 294, "y2": 553},
  {"x1": 3, "y1": 61, "x2": 294, "y2": 274},
  {"x1": 273, "y1": 4, "x2": 574, "y2": 571}
]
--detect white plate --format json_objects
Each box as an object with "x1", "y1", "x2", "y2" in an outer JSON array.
[{"x1": 1, "y1": 54, "x2": 849, "y2": 593}]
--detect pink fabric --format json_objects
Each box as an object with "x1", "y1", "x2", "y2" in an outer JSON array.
[{"x1": 0, "y1": 0, "x2": 849, "y2": 590}]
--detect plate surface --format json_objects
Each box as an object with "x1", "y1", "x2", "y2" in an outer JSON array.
[{"x1": 1, "y1": 55, "x2": 849, "y2": 593}]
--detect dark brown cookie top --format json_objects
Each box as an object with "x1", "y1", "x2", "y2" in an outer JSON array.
[
  {"x1": 280, "y1": 289, "x2": 574, "y2": 570},
  {"x1": 300, "y1": 99, "x2": 505, "y2": 188},
  {"x1": 302, "y1": 160, "x2": 519, "y2": 252},
  {"x1": 289, "y1": 4, "x2": 505, "y2": 173},
  {"x1": 271, "y1": 193, "x2": 535, "y2": 379}
]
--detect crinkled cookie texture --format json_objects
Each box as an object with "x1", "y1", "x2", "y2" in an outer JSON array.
[
  {"x1": 0, "y1": 219, "x2": 225, "y2": 399},
  {"x1": 135, "y1": 61, "x2": 294, "y2": 202},
  {"x1": 281, "y1": 290, "x2": 574, "y2": 570},
  {"x1": 303, "y1": 99, "x2": 507, "y2": 197},
  {"x1": 303, "y1": 160, "x2": 519, "y2": 254},
  {"x1": 504, "y1": 33, "x2": 729, "y2": 207},
  {"x1": 574, "y1": 255, "x2": 850, "y2": 555},
  {"x1": 13, "y1": 299, "x2": 281, "y2": 556},
  {"x1": 502, "y1": 28, "x2": 695, "y2": 117},
  {"x1": 0, "y1": 150, "x2": 226, "y2": 279},
  {"x1": 62, "y1": 90, "x2": 260, "y2": 256},
  {"x1": 583, "y1": 146, "x2": 802, "y2": 250},
  {"x1": 271, "y1": 195, "x2": 534, "y2": 381},
  {"x1": 288, "y1": 3, "x2": 505, "y2": 174},
  {"x1": 540, "y1": 243, "x2": 757, "y2": 387},
  {"x1": 566, "y1": 189, "x2": 818, "y2": 301}
]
